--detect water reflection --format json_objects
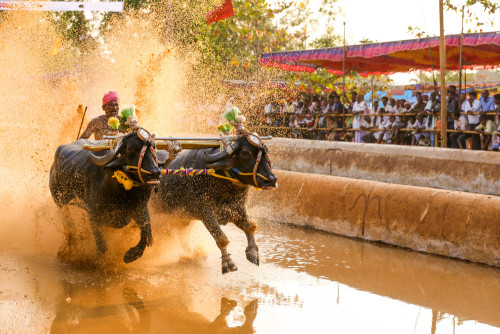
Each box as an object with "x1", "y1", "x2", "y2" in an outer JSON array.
[
  {"x1": 51, "y1": 280, "x2": 258, "y2": 334},
  {"x1": 259, "y1": 224, "x2": 500, "y2": 329}
]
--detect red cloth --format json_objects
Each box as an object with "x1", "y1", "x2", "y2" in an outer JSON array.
[
  {"x1": 205, "y1": 0, "x2": 234, "y2": 24},
  {"x1": 102, "y1": 91, "x2": 119, "y2": 106}
]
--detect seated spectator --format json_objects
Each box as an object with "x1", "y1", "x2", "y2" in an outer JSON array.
[
  {"x1": 360, "y1": 115, "x2": 378, "y2": 143},
  {"x1": 475, "y1": 115, "x2": 498, "y2": 150},
  {"x1": 402, "y1": 115, "x2": 417, "y2": 145},
  {"x1": 412, "y1": 114, "x2": 428, "y2": 146},
  {"x1": 449, "y1": 111, "x2": 469, "y2": 149},
  {"x1": 289, "y1": 115, "x2": 300, "y2": 139},
  {"x1": 304, "y1": 113, "x2": 315, "y2": 130},
  {"x1": 381, "y1": 114, "x2": 400, "y2": 144}
]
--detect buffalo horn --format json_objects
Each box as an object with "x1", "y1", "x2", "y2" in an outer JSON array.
[
  {"x1": 204, "y1": 142, "x2": 239, "y2": 163},
  {"x1": 89, "y1": 142, "x2": 122, "y2": 166}
]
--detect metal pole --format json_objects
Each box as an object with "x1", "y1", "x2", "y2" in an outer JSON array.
[
  {"x1": 342, "y1": 22, "x2": 346, "y2": 125},
  {"x1": 439, "y1": 0, "x2": 447, "y2": 147},
  {"x1": 458, "y1": 5, "x2": 465, "y2": 96}
]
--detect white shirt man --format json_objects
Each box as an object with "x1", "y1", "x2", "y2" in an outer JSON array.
[
  {"x1": 463, "y1": 96, "x2": 481, "y2": 125},
  {"x1": 353, "y1": 99, "x2": 369, "y2": 143}
]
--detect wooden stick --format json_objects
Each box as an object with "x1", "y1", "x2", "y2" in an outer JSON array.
[
  {"x1": 76, "y1": 106, "x2": 88, "y2": 140},
  {"x1": 439, "y1": 0, "x2": 447, "y2": 147}
]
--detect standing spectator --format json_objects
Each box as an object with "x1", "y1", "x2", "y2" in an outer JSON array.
[
  {"x1": 314, "y1": 98, "x2": 329, "y2": 140},
  {"x1": 345, "y1": 91, "x2": 358, "y2": 129},
  {"x1": 464, "y1": 91, "x2": 481, "y2": 149},
  {"x1": 411, "y1": 92, "x2": 427, "y2": 114},
  {"x1": 475, "y1": 115, "x2": 498, "y2": 150},
  {"x1": 480, "y1": 90, "x2": 495, "y2": 118},
  {"x1": 494, "y1": 93, "x2": 500, "y2": 126},
  {"x1": 449, "y1": 111, "x2": 470, "y2": 149},
  {"x1": 389, "y1": 98, "x2": 398, "y2": 117},
  {"x1": 446, "y1": 89, "x2": 459, "y2": 130},
  {"x1": 423, "y1": 94, "x2": 430, "y2": 104},
  {"x1": 352, "y1": 95, "x2": 369, "y2": 143},
  {"x1": 296, "y1": 100, "x2": 305, "y2": 115},
  {"x1": 424, "y1": 92, "x2": 440, "y2": 147}
]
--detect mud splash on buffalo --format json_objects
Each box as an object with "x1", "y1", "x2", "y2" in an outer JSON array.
[{"x1": 0, "y1": 9, "x2": 218, "y2": 267}]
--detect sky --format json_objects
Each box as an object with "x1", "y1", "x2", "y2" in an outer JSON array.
[
  {"x1": 329, "y1": 0, "x2": 500, "y2": 44},
  {"x1": 309, "y1": 0, "x2": 500, "y2": 84}
]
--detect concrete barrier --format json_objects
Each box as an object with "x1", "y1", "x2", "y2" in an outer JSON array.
[
  {"x1": 266, "y1": 138, "x2": 500, "y2": 195},
  {"x1": 248, "y1": 170, "x2": 500, "y2": 267}
]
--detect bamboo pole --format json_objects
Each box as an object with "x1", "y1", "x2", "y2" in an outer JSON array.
[
  {"x1": 342, "y1": 22, "x2": 346, "y2": 125},
  {"x1": 458, "y1": 5, "x2": 465, "y2": 96},
  {"x1": 371, "y1": 75, "x2": 374, "y2": 109},
  {"x1": 439, "y1": 0, "x2": 447, "y2": 147}
]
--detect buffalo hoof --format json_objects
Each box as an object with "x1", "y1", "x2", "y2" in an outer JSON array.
[
  {"x1": 123, "y1": 247, "x2": 144, "y2": 264},
  {"x1": 220, "y1": 297, "x2": 237, "y2": 314},
  {"x1": 221, "y1": 255, "x2": 238, "y2": 274},
  {"x1": 245, "y1": 247, "x2": 260, "y2": 266},
  {"x1": 96, "y1": 240, "x2": 107, "y2": 254}
]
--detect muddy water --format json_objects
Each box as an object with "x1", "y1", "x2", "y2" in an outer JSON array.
[{"x1": 1, "y1": 222, "x2": 500, "y2": 334}]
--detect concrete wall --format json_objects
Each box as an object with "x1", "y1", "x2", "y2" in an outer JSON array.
[
  {"x1": 266, "y1": 138, "x2": 500, "y2": 195},
  {"x1": 248, "y1": 170, "x2": 500, "y2": 267}
]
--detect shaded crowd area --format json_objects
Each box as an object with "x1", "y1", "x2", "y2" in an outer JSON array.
[{"x1": 242, "y1": 87, "x2": 500, "y2": 151}]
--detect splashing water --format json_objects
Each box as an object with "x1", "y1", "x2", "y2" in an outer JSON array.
[{"x1": 0, "y1": 9, "x2": 218, "y2": 264}]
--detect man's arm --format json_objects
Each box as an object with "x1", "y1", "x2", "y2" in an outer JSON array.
[{"x1": 79, "y1": 119, "x2": 97, "y2": 139}]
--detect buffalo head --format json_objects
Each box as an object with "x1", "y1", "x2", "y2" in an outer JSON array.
[
  {"x1": 89, "y1": 129, "x2": 161, "y2": 185},
  {"x1": 204, "y1": 134, "x2": 277, "y2": 189}
]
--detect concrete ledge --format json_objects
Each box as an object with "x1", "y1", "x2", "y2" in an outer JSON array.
[
  {"x1": 248, "y1": 170, "x2": 500, "y2": 267},
  {"x1": 266, "y1": 138, "x2": 500, "y2": 195}
]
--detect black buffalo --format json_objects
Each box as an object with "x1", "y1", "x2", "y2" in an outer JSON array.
[
  {"x1": 153, "y1": 134, "x2": 277, "y2": 274},
  {"x1": 49, "y1": 129, "x2": 161, "y2": 263}
]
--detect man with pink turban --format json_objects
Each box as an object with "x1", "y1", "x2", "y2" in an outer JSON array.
[{"x1": 80, "y1": 91, "x2": 120, "y2": 140}]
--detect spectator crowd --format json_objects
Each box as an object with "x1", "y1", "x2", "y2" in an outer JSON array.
[{"x1": 246, "y1": 86, "x2": 500, "y2": 151}]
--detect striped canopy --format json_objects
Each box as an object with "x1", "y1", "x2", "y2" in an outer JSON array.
[{"x1": 259, "y1": 31, "x2": 500, "y2": 75}]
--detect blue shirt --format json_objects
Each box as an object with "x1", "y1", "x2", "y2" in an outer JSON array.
[{"x1": 480, "y1": 96, "x2": 495, "y2": 112}]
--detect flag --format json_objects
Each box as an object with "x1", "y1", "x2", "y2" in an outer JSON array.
[{"x1": 205, "y1": 0, "x2": 234, "y2": 24}]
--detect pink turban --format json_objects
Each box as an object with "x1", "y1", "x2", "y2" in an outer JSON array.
[{"x1": 102, "y1": 91, "x2": 119, "y2": 106}]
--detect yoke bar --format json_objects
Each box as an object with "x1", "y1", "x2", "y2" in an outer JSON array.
[{"x1": 103, "y1": 135, "x2": 273, "y2": 141}]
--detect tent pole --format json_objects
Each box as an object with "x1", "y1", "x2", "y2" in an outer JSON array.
[
  {"x1": 371, "y1": 75, "x2": 374, "y2": 109},
  {"x1": 342, "y1": 22, "x2": 346, "y2": 125},
  {"x1": 464, "y1": 68, "x2": 467, "y2": 92},
  {"x1": 439, "y1": 0, "x2": 447, "y2": 147},
  {"x1": 458, "y1": 5, "x2": 464, "y2": 96}
]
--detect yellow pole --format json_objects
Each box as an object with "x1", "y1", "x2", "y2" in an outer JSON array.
[{"x1": 439, "y1": 0, "x2": 447, "y2": 147}]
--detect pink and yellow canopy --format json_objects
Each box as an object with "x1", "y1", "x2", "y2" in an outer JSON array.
[{"x1": 259, "y1": 31, "x2": 500, "y2": 75}]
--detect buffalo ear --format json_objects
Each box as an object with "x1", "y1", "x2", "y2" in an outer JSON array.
[{"x1": 208, "y1": 159, "x2": 235, "y2": 170}]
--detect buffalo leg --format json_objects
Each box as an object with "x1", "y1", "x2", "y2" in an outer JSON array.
[
  {"x1": 124, "y1": 210, "x2": 153, "y2": 264},
  {"x1": 201, "y1": 210, "x2": 237, "y2": 274},
  {"x1": 90, "y1": 220, "x2": 107, "y2": 254},
  {"x1": 232, "y1": 208, "x2": 260, "y2": 266}
]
